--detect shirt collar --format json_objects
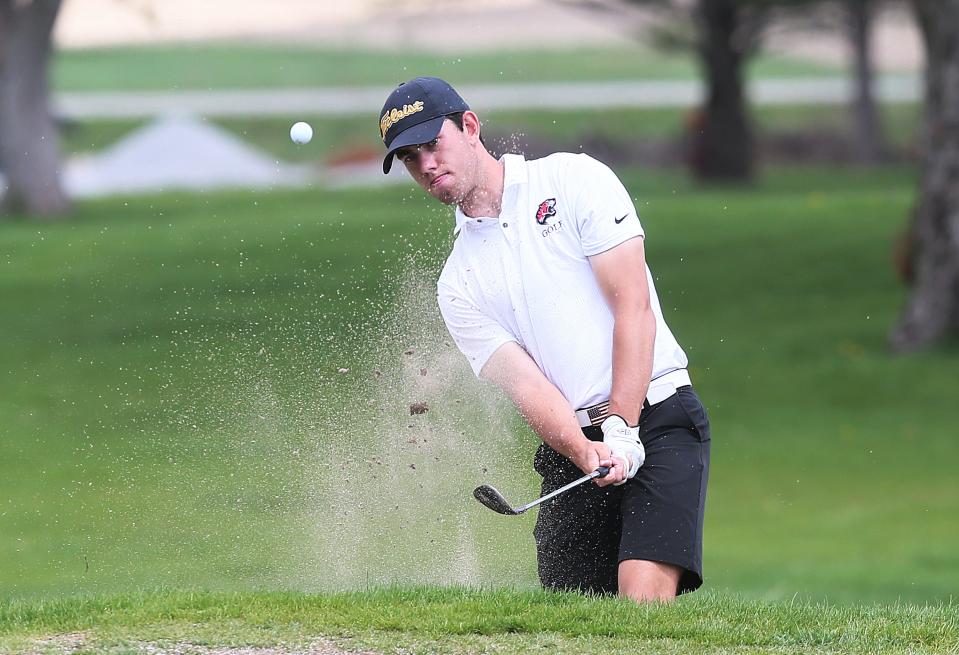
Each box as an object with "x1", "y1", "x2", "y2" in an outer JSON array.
[{"x1": 453, "y1": 153, "x2": 527, "y2": 234}]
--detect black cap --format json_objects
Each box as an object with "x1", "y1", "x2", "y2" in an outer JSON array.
[{"x1": 379, "y1": 77, "x2": 469, "y2": 174}]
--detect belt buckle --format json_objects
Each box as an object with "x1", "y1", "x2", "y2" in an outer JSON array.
[
  {"x1": 576, "y1": 400, "x2": 609, "y2": 428},
  {"x1": 586, "y1": 402, "x2": 609, "y2": 426}
]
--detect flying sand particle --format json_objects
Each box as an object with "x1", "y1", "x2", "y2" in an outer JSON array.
[{"x1": 409, "y1": 402, "x2": 429, "y2": 415}]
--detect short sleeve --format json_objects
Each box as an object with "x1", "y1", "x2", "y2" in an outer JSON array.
[
  {"x1": 568, "y1": 154, "x2": 645, "y2": 256},
  {"x1": 437, "y1": 282, "x2": 517, "y2": 378}
]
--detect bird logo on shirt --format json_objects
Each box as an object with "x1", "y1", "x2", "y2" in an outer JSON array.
[{"x1": 535, "y1": 198, "x2": 557, "y2": 225}]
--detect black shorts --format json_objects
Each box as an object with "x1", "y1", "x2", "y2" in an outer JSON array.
[{"x1": 532, "y1": 386, "x2": 711, "y2": 596}]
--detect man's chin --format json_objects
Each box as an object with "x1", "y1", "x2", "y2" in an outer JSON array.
[{"x1": 430, "y1": 188, "x2": 461, "y2": 206}]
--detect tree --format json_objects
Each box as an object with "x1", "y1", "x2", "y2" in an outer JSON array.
[
  {"x1": 845, "y1": 0, "x2": 884, "y2": 164},
  {"x1": 622, "y1": 0, "x2": 889, "y2": 178},
  {"x1": 691, "y1": 0, "x2": 764, "y2": 181},
  {"x1": 623, "y1": 0, "x2": 765, "y2": 181},
  {"x1": 0, "y1": 0, "x2": 70, "y2": 218},
  {"x1": 889, "y1": 0, "x2": 959, "y2": 351}
]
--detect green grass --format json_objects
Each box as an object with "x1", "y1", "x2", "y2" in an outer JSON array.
[
  {"x1": 52, "y1": 44, "x2": 841, "y2": 92},
  {"x1": 1, "y1": 588, "x2": 957, "y2": 654},
  {"x1": 2, "y1": 164, "x2": 957, "y2": 615},
  {"x1": 59, "y1": 103, "x2": 921, "y2": 162}
]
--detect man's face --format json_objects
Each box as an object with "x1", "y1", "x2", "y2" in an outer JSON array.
[{"x1": 394, "y1": 119, "x2": 478, "y2": 205}]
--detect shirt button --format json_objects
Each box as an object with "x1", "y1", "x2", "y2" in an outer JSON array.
[{"x1": 502, "y1": 222, "x2": 508, "y2": 228}]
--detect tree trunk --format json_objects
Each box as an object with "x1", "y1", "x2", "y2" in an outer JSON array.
[
  {"x1": 847, "y1": 0, "x2": 884, "y2": 164},
  {"x1": 692, "y1": 0, "x2": 755, "y2": 182},
  {"x1": 889, "y1": 0, "x2": 959, "y2": 351},
  {"x1": 0, "y1": 0, "x2": 70, "y2": 218}
]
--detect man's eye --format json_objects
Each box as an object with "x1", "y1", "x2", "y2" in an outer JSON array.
[{"x1": 426, "y1": 139, "x2": 438, "y2": 147}]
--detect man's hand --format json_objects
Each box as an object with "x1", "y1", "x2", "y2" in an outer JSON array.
[
  {"x1": 572, "y1": 439, "x2": 630, "y2": 487},
  {"x1": 480, "y1": 342, "x2": 640, "y2": 488},
  {"x1": 600, "y1": 414, "x2": 645, "y2": 486}
]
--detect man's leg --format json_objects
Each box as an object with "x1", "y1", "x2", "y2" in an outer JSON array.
[
  {"x1": 618, "y1": 559, "x2": 683, "y2": 602},
  {"x1": 533, "y1": 442, "x2": 622, "y2": 594},
  {"x1": 617, "y1": 386, "x2": 711, "y2": 601}
]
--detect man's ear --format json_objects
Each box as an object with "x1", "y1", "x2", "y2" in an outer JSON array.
[{"x1": 462, "y1": 111, "x2": 482, "y2": 144}]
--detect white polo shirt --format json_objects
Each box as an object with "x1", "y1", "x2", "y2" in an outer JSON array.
[{"x1": 437, "y1": 152, "x2": 688, "y2": 410}]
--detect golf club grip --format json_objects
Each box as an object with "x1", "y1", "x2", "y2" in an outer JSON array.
[{"x1": 594, "y1": 466, "x2": 610, "y2": 478}]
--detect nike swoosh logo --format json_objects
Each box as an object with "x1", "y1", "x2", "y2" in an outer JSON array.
[{"x1": 614, "y1": 214, "x2": 629, "y2": 224}]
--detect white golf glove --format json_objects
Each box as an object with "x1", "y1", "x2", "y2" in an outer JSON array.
[{"x1": 600, "y1": 414, "x2": 645, "y2": 485}]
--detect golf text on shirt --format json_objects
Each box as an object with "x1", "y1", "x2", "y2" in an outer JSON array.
[{"x1": 437, "y1": 153, "x2": 689, "y2": 411}]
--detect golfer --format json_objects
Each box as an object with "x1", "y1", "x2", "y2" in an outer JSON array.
[{"x1": 379, "y1": 77, "x2": 711, "y2": 602}]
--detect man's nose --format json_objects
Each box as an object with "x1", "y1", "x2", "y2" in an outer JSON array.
[{"x1": 417, "y1": 150, "x2": 438, "y2": 175}]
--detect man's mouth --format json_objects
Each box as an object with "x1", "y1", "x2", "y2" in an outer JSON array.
[{"x1": 429, "y1": 173, "x2": 449, "y2": 189}]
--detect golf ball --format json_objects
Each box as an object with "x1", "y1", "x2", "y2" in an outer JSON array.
[{"x1": 290, "y1": 121, "x2": 313, "y2": 144}]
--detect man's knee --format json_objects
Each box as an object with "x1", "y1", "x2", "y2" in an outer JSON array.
[{"x1": 618, "y1": 559, "x2": 683, "y2": 603}]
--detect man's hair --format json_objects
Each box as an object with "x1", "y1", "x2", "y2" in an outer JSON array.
[{"x1": 445, "y1": 112, "x2": 486, "y2": 145}]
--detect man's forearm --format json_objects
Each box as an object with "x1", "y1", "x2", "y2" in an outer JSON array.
[
  {"x1": 507, "y1": 378, "x2": 590, "y2": 465},
  {"x1": 481, "y1": 341, "x2": 611, "y2": 473},
  {"x1": 608, "y1": 307, "x2": 656, "y2": 425}
]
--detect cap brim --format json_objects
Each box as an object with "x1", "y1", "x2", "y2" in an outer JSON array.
[{"x1": 382, "y1": 115, "x2": 446, "y2": 174}]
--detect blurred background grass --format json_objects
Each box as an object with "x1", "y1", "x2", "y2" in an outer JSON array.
[
  {"x1": 51, "y1": 45, "x2": 840, "y2": 92},
  {"x1": 59, "y1": 103, "x2": 922, "y2": 163},
  {"x1": 4, "y1": 163, "x2": 955, "y2": 604},
  {"x1": 2, "y1": 1, "x2": 953, "y2": 611},
  {"x1": 50, "y1": 44, "x2": 920, "y2": 176}
]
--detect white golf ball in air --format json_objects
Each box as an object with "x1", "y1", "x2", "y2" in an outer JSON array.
[{"x1": 290, "y1": 121, "x2": 313, "y2": 144}]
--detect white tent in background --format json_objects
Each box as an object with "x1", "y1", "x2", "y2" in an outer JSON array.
[{"x1": 64, "y1": 114, "x2": 313, "y2": 198}]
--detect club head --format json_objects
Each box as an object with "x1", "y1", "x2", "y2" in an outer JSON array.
[{"x1": 473, "y1": 484, "x2": 520, "y2": 515}]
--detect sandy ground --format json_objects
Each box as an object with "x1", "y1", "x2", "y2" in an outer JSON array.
[
  {"x1": 54, "y1": 0, "x2": 922, "y2": 72},
  {"x1": 54, "y1": 0, "x2": 638, "y2": 50},
  {"x1": 26, "y1": 632, "x2": 377, "y2": 655}
]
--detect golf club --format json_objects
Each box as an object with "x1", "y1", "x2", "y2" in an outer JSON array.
[{"x1": 473, "y1": 466, "x2": 610, "y2": 515}]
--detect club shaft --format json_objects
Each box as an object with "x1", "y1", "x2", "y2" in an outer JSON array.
[{"x1": 515, "y1": 469, "x2": 602, "y2": 514}]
